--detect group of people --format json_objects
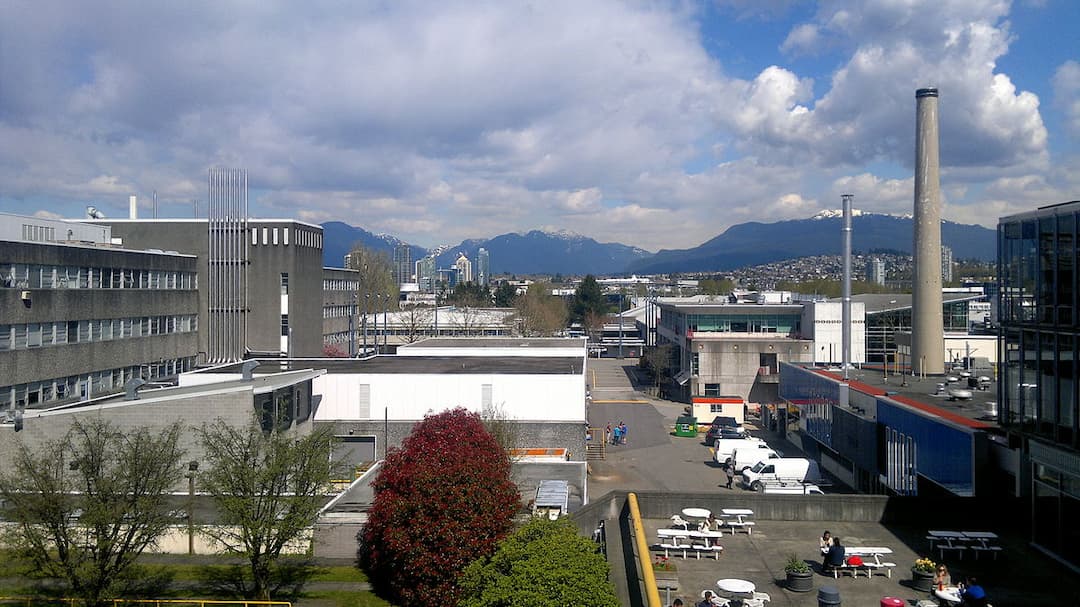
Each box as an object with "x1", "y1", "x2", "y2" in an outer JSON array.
[
  {"x1": 933, "y1": 563, "x2": 988, "y2": 607},
  {"x1": 606, "y1": 421, "x2": 629, "y2": 446},
  {"x1": 818, "y1": 530, "x2": 988, "y2": 607}
]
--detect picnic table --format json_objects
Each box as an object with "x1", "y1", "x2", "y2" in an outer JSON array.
[{"x1": 720, "y1": 508, "x2": 755, "y2": 534}]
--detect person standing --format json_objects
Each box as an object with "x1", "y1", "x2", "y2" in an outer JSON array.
[
  {"x1": 724, "y1": 463, "x2": 735, "y2": 489},
  {"x1": 619, "y1": 421, "x2": 628, "y2": 445}
]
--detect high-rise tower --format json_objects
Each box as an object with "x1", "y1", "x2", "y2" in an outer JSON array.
[
  {"x1": 911, "y1": 88, "x2": 945, "y2": 375},
  {"x1": 476, "y1": 247, "x2": 490, "y2": 286}
]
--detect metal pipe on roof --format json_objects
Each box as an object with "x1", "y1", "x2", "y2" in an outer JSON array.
[{"x1": 842, "y1": 194, "x2": 853, "y2": 381}]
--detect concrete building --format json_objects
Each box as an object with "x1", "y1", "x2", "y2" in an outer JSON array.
[
  {"x1": 2, "y1": 214, "x2": 200, "y2": 411},
  {"x1": 89, "y1": 218, "x2": 327, "y2": 360},
  {"x1": 322, "y1": 267, "x2": 360, "y2": 356},
  {"x1": 476, "y1": 247, "x2": 490, "y2": 287},
  {"x1": 998, "y1": 200, "x2": 1080, "y2": 570},
  {"x1": 654, "y1": 299, "x2": 851, "y2": 407}
]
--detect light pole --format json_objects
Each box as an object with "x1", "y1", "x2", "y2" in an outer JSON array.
[
  {"x1": 349, "y1": 293, "x2": 357, "y2": 357},
  {"x1": 618, "y1": 290, "x2": 624, "y2": 359},
  {"x1": 373, "y1": 294, "x2": 379, "y2": 355},
  {"x1": 186, "y1": 460, "x2": 198, "y2": 555},
  {"x1": 383, "y1": 293, "x2": 391, "y2": 350},
  {"x1": 363, "y1": 294, "x2": 370, "y2": 355}
]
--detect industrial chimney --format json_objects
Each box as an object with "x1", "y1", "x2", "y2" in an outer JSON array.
[
  {"x1": 129, "y1": 194, "x2": 138, "y2": 219},
  {"x1": 911, "y1": 87, "x2": 945, "y2": 376}
]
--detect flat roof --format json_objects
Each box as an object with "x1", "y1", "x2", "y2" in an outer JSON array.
[
  {"x1": 842, "y1": 293, "x2": 985, "y2": 314},
  {"x1": 805, "y1": 365, "x2": 998, "y2": 429},
  {"x1": 999, "y1": 199, "x2": 1080, "y2": 222},
  {"x1": 399, "y1": 337, "x2": 586, "y2": 349},
  {"x1": 195, "y1": 356, "x2": 585, "y2": 375}
]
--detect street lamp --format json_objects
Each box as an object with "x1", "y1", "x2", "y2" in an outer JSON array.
[
  {"x1": 186, "y1": 460, "x2": 199, "y2": 555},
  {"x1": 349, "y1": 293, "x2": 357, "y2": 357},
  {"x1": 363, "y1": 293, "x2": 370, "y2": 355},
  {"x1": 383, "y1": 293, "x2": 391, "y2": 350}
]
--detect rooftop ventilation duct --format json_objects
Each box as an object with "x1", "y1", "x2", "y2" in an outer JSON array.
[
  {"x1": 124, "y1": 378, "x2": 147, "y2": 400},
  {"x1": 242, "y1": 360, "x2": 260, "y2": 380}
]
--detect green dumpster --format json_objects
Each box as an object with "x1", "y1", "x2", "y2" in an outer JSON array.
[{"x1": 674, "y1": 416, "x2": 698, "y2": 437}]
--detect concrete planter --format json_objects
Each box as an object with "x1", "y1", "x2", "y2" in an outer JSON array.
[
  {"x1": 912, "y1": 568, "x2": 934, "y2": 593},
  {"x1": 786, "y1": 570, "x2": 814, "y2": 592}
]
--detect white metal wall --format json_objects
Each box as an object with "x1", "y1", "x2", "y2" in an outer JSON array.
[{"x1": 314, "y1": 372, "x2": 586, "y2": 422}]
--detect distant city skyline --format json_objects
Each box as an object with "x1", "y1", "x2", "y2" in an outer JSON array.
[{"x1": 2, "y1": 1, "x2": 1077, "y2": 251}]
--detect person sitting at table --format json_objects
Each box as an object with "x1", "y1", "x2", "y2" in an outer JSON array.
[
  {"x1": 819, "y1": 530, "x2": 833, "y2": 554},
  {"x1": 824, "y1": 537, "x2": 846, "y2": 572},
  {"x1": 697, "y1": 590, "x2": 725, "y2": 607},
  {"x1": 934, "y1": 563, "x2": 952, "y2": 588},
  {"x1": 958, "y1": 576, "x2": 987, "y2": 607},
  {"x1": 707, "y1": 513, "x2": 720, "y2": 531}
]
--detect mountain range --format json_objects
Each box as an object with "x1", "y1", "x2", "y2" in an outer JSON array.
[{"x1": 321, "y1": 212, "x2": 995, "y2": 276}]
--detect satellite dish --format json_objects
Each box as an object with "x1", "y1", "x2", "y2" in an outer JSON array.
[{"x1": 86, "y1": 206, "x2": 106, "y2": 219}]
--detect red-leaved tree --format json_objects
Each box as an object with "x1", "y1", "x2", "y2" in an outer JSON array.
[{"x1": 359, "y1": 408, "x2": 521, "y2": 606}]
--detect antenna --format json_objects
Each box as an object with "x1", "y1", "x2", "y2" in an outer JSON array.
[{"x1": 153, "y1": 190, "x2": 158, "y2": 218}]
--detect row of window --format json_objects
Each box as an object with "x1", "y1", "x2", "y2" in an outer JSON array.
[
  {"x1": 324, "y1": 278, "x2": 359, "y2": 291},
  {"x1": 0, "y1": 315, "x2": 197, "y2": 351},
  {"x1": 1, "y1": 263, "x2": 196, "y2": 290},
  {"x1": 22, "y1": 224, "x2": 56, "y2": 242},
  {"x1": 1, "y1": 357, "x2": 197, "y2": 409},
  {"x1": 323, "y1": 304, "x2": 357, "y2": 319},
  {"x1": 251, "y1": 226, "x2": 322, "y2": 249}
]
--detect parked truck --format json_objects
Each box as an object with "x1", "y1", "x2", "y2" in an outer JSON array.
[
  {"x1": 713, "y1": 437, "x2": 768, "y2": 465},
  {"x1": 741, "y1": 457, "x2": 821, "y2": 491},
  {"x1": 729, "y1": 446, "x2": 779, "y2": 473}
]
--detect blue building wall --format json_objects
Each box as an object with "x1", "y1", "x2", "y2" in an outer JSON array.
[{"x1": 877, "y1": 401, "x2": 975, "y2": 495}]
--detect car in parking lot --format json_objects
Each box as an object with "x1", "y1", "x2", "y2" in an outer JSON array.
[{"x1": 705, "y1": 424, "x2": 744, "y2": 443}]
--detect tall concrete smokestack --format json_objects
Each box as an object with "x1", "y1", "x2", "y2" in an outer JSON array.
[
  {"x1": 912, "y1": 87, "x2": 944, "y2": 376},
  {"x1": 129, "y1": 195, "x2": 138, "y2": 219}
]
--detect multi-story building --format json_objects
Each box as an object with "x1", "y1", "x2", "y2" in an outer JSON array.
[
  {"x1": 322, "y1": 267, "x2": 360, "y2": 356},
  {"x1": 92, "y1": 218, "x2": 327, "y2": 361},
  {"x1": 476, "y1": 247, "x2": 490, "y2": 286},
  {"x1": 942, "y1": 245, "x2": 954, "y2": 283},
  {"x1": 415, "y1": 255, "x2": 436, "y2": 293},
  {"x1": 865, "y1": 257, "x2": 886, "y2": 285},
  {"x1": 654, "y1": 298, "x2": 849, "y2": 406},
  {"x1": 454, "y1": 252, "x2": 473, "y2": 284},
  {"x1": 1, "y1": 214, "x2": 200, "y2": 410},
  {"x1": 998, "y1": 200, "x2": 1080, "y2": 570},
  {"x1": 393, "y1": 243, "x2": 412, "y2": 285}
]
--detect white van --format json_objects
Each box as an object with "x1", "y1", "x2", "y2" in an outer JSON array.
[
  {"x1": 713, "y1": 437, "x2": 767, "y2": 465},
  {"x1": 742, "y1": 457, "x2": 821, "y2": 491},
  {"x1": 730, "y1": 447, "x2": 779, "y2": 472}
]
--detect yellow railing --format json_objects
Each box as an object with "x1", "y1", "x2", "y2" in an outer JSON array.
[
  {"x1": 627, "y1": 492, "x2": 661, "y2": 607},
  {"x1": 0, "y1": 599, "x2": 291, "y2": 607}
]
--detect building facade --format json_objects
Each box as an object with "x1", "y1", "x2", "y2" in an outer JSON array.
[
  {"x1": 93, "y1": 219, "x2": 327, "y2": 360},
  {"x1": 998, "y1": 201, "x2": 1080, "y2": 570},
  {"x1": 393, "y1": 243, "x2": 412, "y2": 285},
  {"x1": 476, "y1": 247, "x2": 490, "y2": 286},
  {"x1": 322, "y1": 267, "x2": 360, "y2": 355},
  {"x1": 415, "y1": 255, "x2": 436, "y2": 293},
  {"x1": 655, "y1": 300, "x2": 828, "y2": 405},
  {"x1": 1, "y1": 216, "x2": 200, "y2": 411},
  {"x1": 454, "y1": 253, "x2": 472, "y2": 284},
  {"x1": 942, "y1": 245, "x2": 954, "y2": 283}
]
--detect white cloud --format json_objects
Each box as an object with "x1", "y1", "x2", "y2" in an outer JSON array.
[
  {"x1": 1053, "y1": 60, "x2": 1080, "y2": 136},
  {"x1": 0, "y1": 0, "x2": 1068, "y2": 253}
]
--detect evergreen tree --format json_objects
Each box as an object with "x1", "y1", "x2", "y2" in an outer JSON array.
[{"x1": 571, "y1": 275, "x2": 607, "y2": 323}]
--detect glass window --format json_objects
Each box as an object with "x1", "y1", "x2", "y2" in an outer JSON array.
[
  {"x1": 78, "y1": 320, "x2": 90, "y2": 342},
  {"x1": 55, "y1": 322, "x2": 67, "y2": 344},
  {"x1": 0, "y1": 325, "x2": 9, "y2": 350},
  {"x1": 14, "y1": 325, "x2": 27, "y2": 348},
  {"x1": 281, "y1": 273, "x2": 289, "y2": 295}
]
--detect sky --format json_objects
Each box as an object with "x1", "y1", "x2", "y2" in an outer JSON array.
[{"x1": 2, "y1": 0, "x2": 1078, "y2": 252}]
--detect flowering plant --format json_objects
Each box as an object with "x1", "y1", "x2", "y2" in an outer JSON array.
[
  {"x1": 913, "y1": 557, "x2": 936, "y2": 573},
  {"x1": 652, "y1": 555, "x2": 677, "y2": 571}
]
